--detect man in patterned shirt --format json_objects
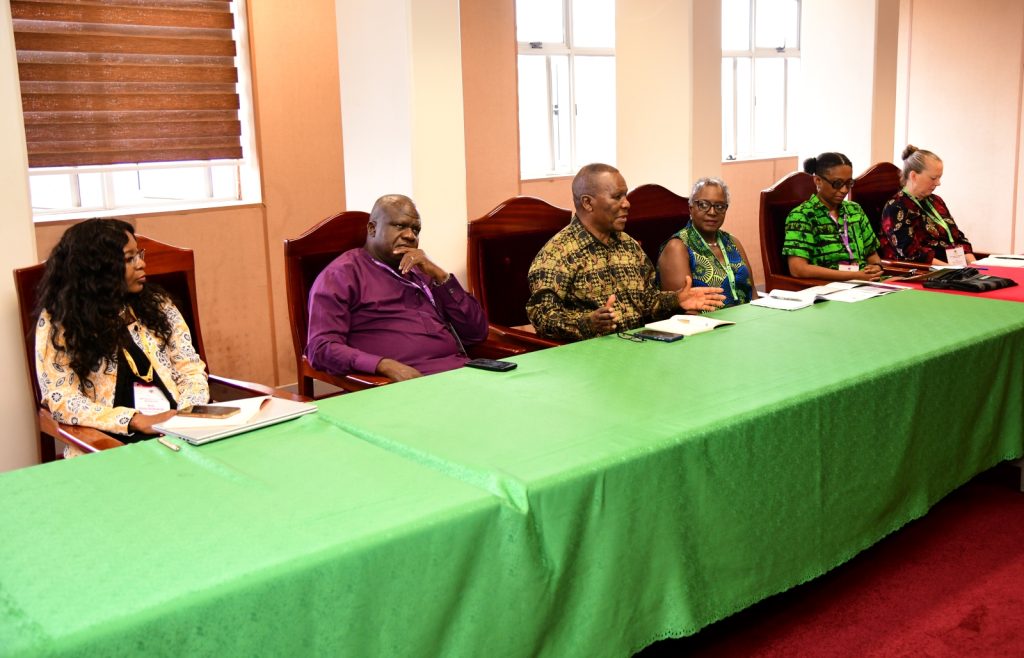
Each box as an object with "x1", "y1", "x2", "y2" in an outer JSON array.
[{"x1": 526, "y1": 163, "x2": 726, "y2": 342}]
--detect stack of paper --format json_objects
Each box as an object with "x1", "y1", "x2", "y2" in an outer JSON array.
[{"x1": 752, "y1": 281, "x2": 908, "y2": 310}]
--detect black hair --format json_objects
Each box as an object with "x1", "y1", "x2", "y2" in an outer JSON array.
[
  {"x1": 36, "y1": 218, "x2": 173, "y2": 385},
  {"x1": 571, "y1": 163, "x2": 621, "y2": 212},
  {"x1": 803, "y1": 152, "x2": 853, "y2": 177}
]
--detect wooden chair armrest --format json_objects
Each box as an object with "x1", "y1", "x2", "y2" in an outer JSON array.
[
  {"x1": 208, "y1": 374, "x2": 308, "y2": 402},
  {"x1": 468, "y1": 341, "x2": 524, "y2": 360},
  {"x1": 879, "y1": 258, "x2": 923, "y2": 275},
  {"x1": 301, "y1": 357, "x2": 389, "y2": 393},
  {"x1": 486, "y1": 324, "x2": 562, "y2": 350},
  {"x1": 38, "y1": 409, "x2": 125, "y2": 454}
]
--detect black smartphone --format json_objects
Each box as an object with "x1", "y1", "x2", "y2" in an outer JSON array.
[
  {"x1": 465, "y1": 358, "x2": 517, "y2": 372},
  {"x1": 633, "y1": 329, "x2": 684, "y2": 343},
  {"x1": 178, "y1": 405, "x2": 241, "y2": 419}
]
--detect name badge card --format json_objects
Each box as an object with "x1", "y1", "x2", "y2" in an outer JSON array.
[
  {"x1": 838, "y1": 262, "x2": 860, "y2": 272},
  {"x1": 946, "y1": 246, "x2": 967, "y2": 267},
  {"x1": 134, "y1": 383, "x2": 171, "y2": 414}
]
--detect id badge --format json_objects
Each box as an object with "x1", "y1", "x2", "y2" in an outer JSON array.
[
  {"x1": 946, "y1": 246, "x2": 967, "y2": 266},
  {"x1": 133, "y1": 383, "x2": 171, "y2": 414},
  {"x1": 838, "y1": 262, "x2": 859, "y2": 272}
]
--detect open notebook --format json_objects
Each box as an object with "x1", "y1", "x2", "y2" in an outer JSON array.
[{"x1": 154, "y1": 396, "x2": 317, "y2": 446}]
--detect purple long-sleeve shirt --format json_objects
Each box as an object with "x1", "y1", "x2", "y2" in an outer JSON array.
[{"x1": 306, "y1": 248, "x2": 489, "y2": 377}]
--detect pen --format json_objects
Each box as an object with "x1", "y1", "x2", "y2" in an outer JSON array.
[{"x1": 158, "y1": 437, "x2": 180, "y2": 452}]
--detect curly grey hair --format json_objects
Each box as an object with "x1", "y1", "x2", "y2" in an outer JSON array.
[{"x1": 690, "y1": 177, "x2": 730, "y2": 205}]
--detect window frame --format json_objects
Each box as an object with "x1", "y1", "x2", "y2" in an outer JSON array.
[
  {"x1": 516, "y1": 0, "x2": 615, "y2": 179},
  {"x1": 21, "y1": 0, "x2": 262, "y2": 222},
  {"x1": 721, "y1": 0, "x2": 802, "y2": 162}
]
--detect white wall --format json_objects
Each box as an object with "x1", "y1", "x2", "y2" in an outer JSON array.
[
  {"x1": 799, "y1": 0, "x2": 878, "y2": 173},
  {"x1": 0, "y1": 3, "x2": 45, "y2": 472},
  {"x1": 336, "y1": 0, "x2": 469, "y2": 279},
  {"x1": 617, "y1": 0, "x2": 696, "y2": 193},
  {"x1": 894, "y1": 0, "x2": 1023, "y2": 255}
]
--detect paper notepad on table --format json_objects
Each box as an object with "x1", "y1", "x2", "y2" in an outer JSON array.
[
  {"x1": 154, "y1": 396, "x2": 317, "y2": 445},
  {"x1": 751, "y1": 281, "x2": 907, "y2": 310},
  {"x1": 644, "y1": 314, "x2": 735, "y2": 336}
]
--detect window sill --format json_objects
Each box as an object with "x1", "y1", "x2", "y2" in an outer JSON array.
[
  {"x1": 520, "y1": 174, "x2": 573, "y2": 183},
  {"x1": 32, "y1": 199, "x2": 264, "y2": 224},
  {"x1": 722, "y1": 153, "x2": 798, "y2": 165}
]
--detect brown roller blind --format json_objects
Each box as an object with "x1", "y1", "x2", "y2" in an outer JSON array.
[{"x1": 12, "y1": 0, "x2": 243, "y2": 168}]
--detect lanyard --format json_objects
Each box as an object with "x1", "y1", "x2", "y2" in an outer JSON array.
[
  {"x1": 692, "y1": 227, "x2": 737, "y2": 300},
  {"x1": 369, "y1": 257, "x2": 437, "y2": 308},
  {"x1": 828, "y1": 207, "x2": 855, "y2": 260},
  {"x1": 121, "y1": 347, "x2": 154, "y2": 383},
  {"x1": 904, "y1": 188, "x2": 954, "y2": 243},
  {"x1": 119, "y1": 307, "x2": 154, "y2": 383}
]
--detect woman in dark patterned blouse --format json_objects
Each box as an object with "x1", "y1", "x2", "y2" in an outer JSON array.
[{"x1": 878, "y1": 145, "x2": 975, "y2": 265}]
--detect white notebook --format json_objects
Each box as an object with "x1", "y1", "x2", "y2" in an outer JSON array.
[{"x1": 644, "y1": 314, "x2": 736, "y2": 336}]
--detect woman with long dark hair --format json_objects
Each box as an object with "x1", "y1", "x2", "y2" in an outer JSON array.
[{"x1": 36, "y1": 219, "x2": 209, "y2": 453}]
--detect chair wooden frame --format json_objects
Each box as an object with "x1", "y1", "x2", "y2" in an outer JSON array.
[
  {"x1": 467, "y1": 197, "x2": 569, "y2": 349},
  {"x1": 758, "y1": 171, "x2": 830, "y2": 291},
  {"x1": 16, "y1": 234, "x2": 281, "y2": 463},
  {"x1": 850, "y1": 161, "x2": 901, "y2": 237},
  {"x1": 624, "y1": 183, "x2": 691, "y2": 268},
  {"x1": 284, "y1": 210, "x2": 390, "y2": 397}
]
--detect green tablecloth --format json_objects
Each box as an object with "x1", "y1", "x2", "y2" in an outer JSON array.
[{"x1": 2, "y1": 291, "x2": 1023, "y2": 657}]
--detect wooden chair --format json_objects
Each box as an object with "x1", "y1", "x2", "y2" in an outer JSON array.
[
  {"x1": 15, "y1": 234, "x2": 282, "y2": 463},
  {"x1": 848, "y1": 161, "x2": 920, "y2": 275},
  {"x1": 285, "y1": 210, "x2": 529, "y2": 399},
  {"x1": 284, "y1": 210, "x2": 388, "y2": 397},
  {"x1": 466, "y1": 197, "x2": 569, "y2": 349},
  {"x1": 625, "y1": 184, "x2": 690, "y2": 267},
  {"x1": 758, "y1": 171, "x2": 828, "y2": 291},
  {"x1": 850, "y1": 161, "x2": 901, "y2": 237}
]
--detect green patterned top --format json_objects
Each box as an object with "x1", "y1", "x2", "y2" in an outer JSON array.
[
  {"x1": 527, "y1": 216, "x2": 679, "y2": 341},
  {"x1": 782, "y1": 195, "x2": 880, "y2": 269}
]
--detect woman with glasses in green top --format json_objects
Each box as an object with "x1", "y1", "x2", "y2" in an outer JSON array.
[
  {"x1": 782, "y1": 152, "x2": 883, "y2": 282},
  {"x1": 878, "y1": 145, "x2": 975, "y2": 265},
  {"x1": 658, "y1": 177, "x2": 757, "y2": 306}
]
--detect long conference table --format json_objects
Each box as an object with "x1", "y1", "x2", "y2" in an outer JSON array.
[{"x1": 2, "y1": 290, "x2": 1023, "y2": 657}]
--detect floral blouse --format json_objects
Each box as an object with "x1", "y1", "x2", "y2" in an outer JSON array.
[{"x1": 36, "y1": 303, "x2": 209, "y2": 435}]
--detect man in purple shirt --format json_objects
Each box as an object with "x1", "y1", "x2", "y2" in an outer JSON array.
[{"x1": 306, "y1": 194, "x2": 489, "y2": 382}]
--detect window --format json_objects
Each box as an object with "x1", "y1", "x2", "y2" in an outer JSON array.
[
  {"x1": 12, "y1": 0, "x2": 261, "y2": 220},
  {"x1": 721, "y1": 0, "x2": 801, "y2": 161},
  {"x1": 516, "y1": 0, "x2": 615, "y2": 179}
]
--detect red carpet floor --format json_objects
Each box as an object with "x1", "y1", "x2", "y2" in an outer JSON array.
[{"x1": 637, "y1": 464, "x2": 1024, "y2": 657}]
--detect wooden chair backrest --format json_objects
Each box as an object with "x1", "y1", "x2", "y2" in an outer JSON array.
[
  {"x1": 283, "y1": 210, "x2": 370, "y2": 380},
  {"x1": 625, "y1": 183, "x2": 690, "y2": 266},
  {"x1": 14, "y1": 234, "x2": 206, "y2": 406},
  {"x1": 849, "y1": 161, "x2": 901, "y2": 236},
  {"x1": 758, "y1": 171, "x2": 816, "y2": 290},
  {"x1": 467, "y1": 197, "x2": 571, "y2": 328}
]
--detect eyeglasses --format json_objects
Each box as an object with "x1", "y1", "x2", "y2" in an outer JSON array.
[
  {"x1": 616, "y1": 331, "x2": 645, "y2": 343},
  {"x1": 818, "y1": 176, "x2": 855, "y2": 190},
  {"x1": 693, "y1": 200, "x2": 729, "y2": 213},
  {"x1": 124, "y1": 248, "x2": 146, "y2": 266}
]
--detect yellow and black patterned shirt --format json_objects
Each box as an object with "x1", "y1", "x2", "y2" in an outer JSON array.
[{"x1": 527, "y1": 216, "x2": 679, "y2": 341}]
